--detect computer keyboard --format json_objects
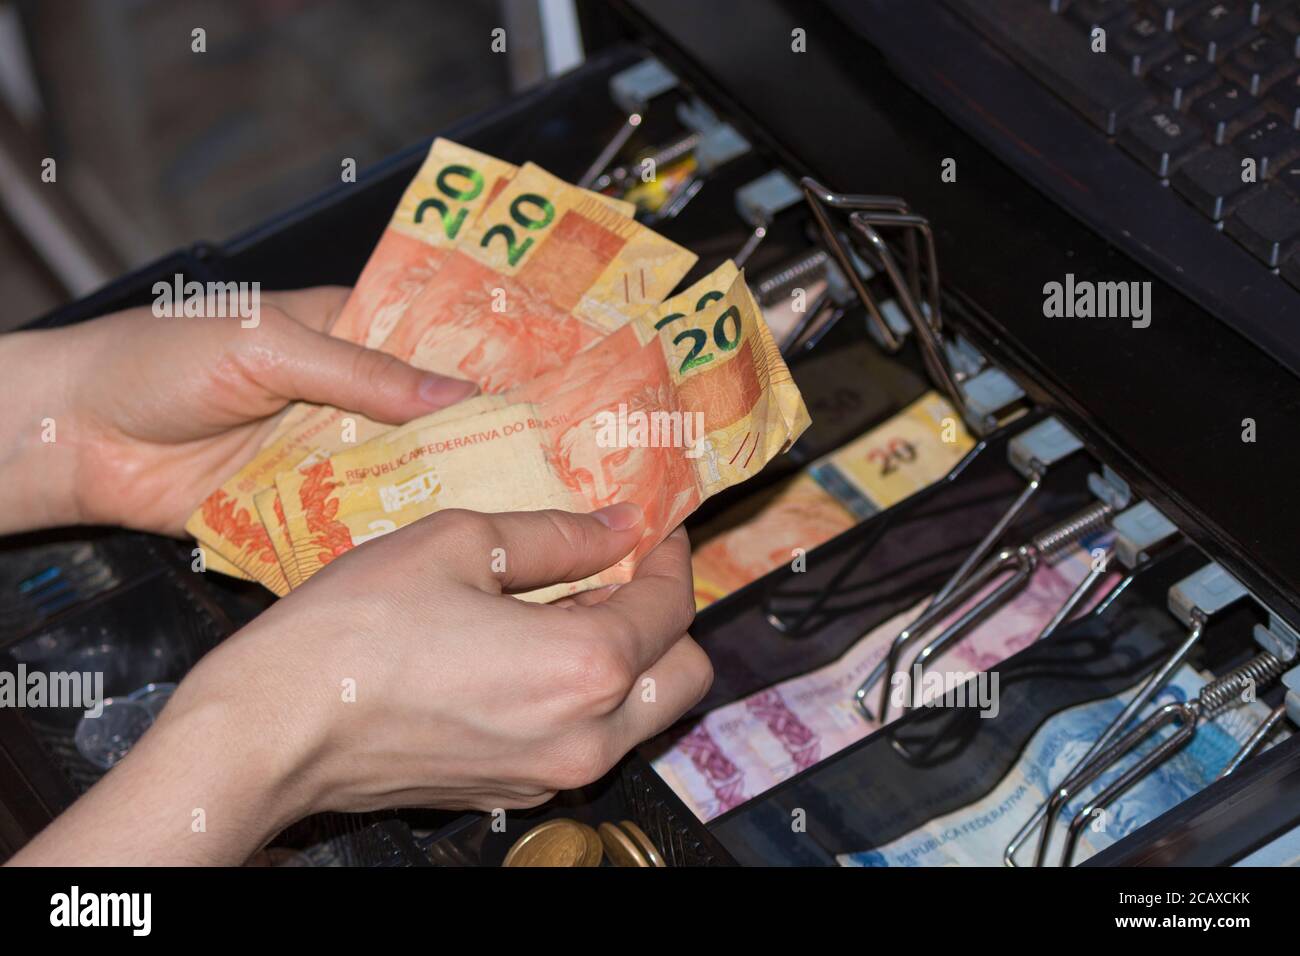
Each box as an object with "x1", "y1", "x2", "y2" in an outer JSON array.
[{"x1": 950, "y1": 0, "x2": 1300, "y2": 275}]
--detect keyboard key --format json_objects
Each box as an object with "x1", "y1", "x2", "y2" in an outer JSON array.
[
  {"x1": 1146, "y1": 0, "x2": 1214, "y2": 30},
  {"x1": 1280, "y1": 246, "x2": 1300, "y2": 287},
  {"x1": 1117, "y1": 15, "x2": 1181, "y2": 72},
  {"x1": 1224, "y1": 33, "x2": 1298, "y2": 93},
  {"x1": 1173, "y1": 146, "x2": 1256, "y2": 217},
  {"x1": 1119, "y1": 108, "x2": 1206, "y2": 173},
  {"x1": 1234, "y1": 114, "x2": 1300, "y2": 174},
  {"x1": 1250, "y1": 0, "x2": 1295, "y2": 24},
  {"x1": 1150, "y1": 48, "x2": 1218, "y2": 106},
  {"x1": 1267, "y1": 71, "x2": 1300, "y2": 125},
  {"x1": 1273, "y1": 2, "x2": 1300, "y2": 53},
  {"x1": 1068, "y1": 0, "x2": 1135, "y2": 26},
  {"x1": 1193, "y1": 82, "x2": 1262, "y2": 141},
  {"x1": 1183, "y1": 3, "x2": 1255, "y2": 61},
  {"x1": 949, "y1": 0, "x2": 1155, "y2": 133},
  {"x1": 1225, "y1": 187, "x2": 1300, "y2": 264},
  {"x1": 1275, "y1": 157, "x2": 1300, "y2": 193}
]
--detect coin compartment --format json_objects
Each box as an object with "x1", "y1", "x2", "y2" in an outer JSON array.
[{"x1": 1, "y1": 564, "x2": 229, "y2": 793}]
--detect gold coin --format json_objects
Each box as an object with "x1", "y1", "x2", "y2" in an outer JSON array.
[
  {"x1": 503, "y1": 819, "x2": 603, "y2": 867},
  {"x1": 619, "y1": 820, "x2": 665, "y2": 867},
  {"x1": 598, "y1": 821, "x2": 650, "y2": 867},
  {"x1": 577, "y1": 822, "x2": 604, "y2": 867}
]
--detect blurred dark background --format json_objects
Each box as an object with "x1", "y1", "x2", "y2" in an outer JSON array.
[{"x1": 0, "y1": 0, "x2": 610, "y2": 331}]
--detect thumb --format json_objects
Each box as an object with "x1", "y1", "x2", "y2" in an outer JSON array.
[
  {"x1": 271, "y1": 323, "x2": 478, "y2": 423},
  {"x1": 438, "y1": 504, "x2": 646, "y2": 594}
]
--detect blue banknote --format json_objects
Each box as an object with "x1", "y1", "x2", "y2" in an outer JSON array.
[
  {"x1": 1233, "y1": 821, "x2": 1300, "y2": 867},
  {"x1": 838, "y1": 665, "x2": 1279, "y2": 867}
]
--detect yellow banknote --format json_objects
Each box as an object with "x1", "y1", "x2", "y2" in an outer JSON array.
[
  {"x1": 188, "y1": 155, "x2": 661, "y2": 593},
  {"x1": 809, "y1": 390, "x2": 974, "y2": 518},
  {"x1": 690, "y1": 390, "x2": 974, "y2": 608},
  {"x1": 276, "y1": 270, "x2": 808, "y2": 601}
]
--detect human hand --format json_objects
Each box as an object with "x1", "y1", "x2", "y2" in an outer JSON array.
[
  {"x1": 0, "y1": 287, "x2": 476, "y2": 537},
  {"x1": 186, "y1": 503, "x2": 707, "y2": 815},
  {"x1": 11, "y1": 505, "x2": 709, "y2": 864}
]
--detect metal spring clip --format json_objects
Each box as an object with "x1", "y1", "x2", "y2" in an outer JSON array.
[
  {"x1": 1219, "y1": 615, "x2": 1299, "y2": 777},
  {"x1": 851, "y1": 417, "x2": 1085, "y2": 714},
  {"x1": 578, "y1": 58, "x2": 678, "y2": 190},
  {"x1": 799, "y1": 177, "x2": 967, "y2": 424},
  {"x1": 1004, "y1": 562, "x2": 1248, "y2": 866},
  {"x1": 863, "y1": 500, "x2": 1113, "y2": 723},
  {"x1": 1037, "y1": 651, "x2": 1286, "y2": 867}
]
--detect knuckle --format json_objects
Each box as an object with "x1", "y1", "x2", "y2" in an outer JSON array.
[
  {"x1": 555, "y1": 636, "x2": 634, "y2": 712},
  {"x1": 592, "y1": 608, "x2": 637, "y2": 649},
  {"x1": 668, "y1": 586, "x2": 697, "y2": 635},
  {"x1": 538, "y1": 510, "x2": 593, "y2": 577},
  {"x1": 223, "y1": 314, "x2": 292, "y2": 377},
  {"x1": 353, "y1": 347, "x2": 403, "y2": 395},
  {"x1": 683, "y1": 639, "x2": 714, "y2": 703},
  {"x1": 543, "y1": 732, "x2": 615, "y2": 791},
  {"x1": 542, "y1": 509, "x2": 590, "y2": 550},
  {"x1": 428, "y1": 509, "x2": 496, "y2": 552}
]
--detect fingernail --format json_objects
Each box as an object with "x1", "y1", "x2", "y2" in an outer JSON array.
[
  {"x1": 591, "y1": 502, "x2": 643, "y2": 531},
  {"x1": 419, "y1": 373, "x2": 478, "y2": 407}
]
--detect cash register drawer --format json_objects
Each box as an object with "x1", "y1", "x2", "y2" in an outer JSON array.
[{"x1": 3, "y1": 21, "x2": 1298, "y2": 867}]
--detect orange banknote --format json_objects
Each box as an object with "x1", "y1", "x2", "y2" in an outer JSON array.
[
  {"x1": 188, "y1": 153, "x2": 655, "y2": 593},
  {"x1": 381, "y1": 161, "x2": 698, "y2": 389},
  {"x1": 186, "y1": 141, "x2": 514, "y2": 593},
  {"x1": 275, "y1": 270, "x2": 809, "y2": 601},
  {"x1": 353, "y1": 260, "x2": 743, "y2": 453},
  {"x1": 251, "y1": 166, "x2": 688, "y2": 590},
  {"x1": 331, "y1": 138, "x2": 519, "y2": 348},
  {"x1": 268, "y1": 262, "x2": 739, "y2": 590},
  {"x1": 690, "y1": 473, "x2": 856, "y2": 608}
]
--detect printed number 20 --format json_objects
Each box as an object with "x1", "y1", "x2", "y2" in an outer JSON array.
[
  {"x1": 674, "y1": 305, "x2": 741, "y2": 374},
  {"x1": 480, "y1": 193, "x2": 555, "y2": 266},
  {"x1": 654, "y1": 290, "x2": 742, "y2": 375},
  {"x1": 412, "y1": 164, "x2": 485, "y2": 240}
]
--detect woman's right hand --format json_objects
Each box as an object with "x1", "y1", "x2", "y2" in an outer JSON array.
[
  {"x1": 11, "y1": 503, "x2": 708, "y2": 866},
  {"x1": 206, "y1": 502, "x2": 708, "y2": 814}
]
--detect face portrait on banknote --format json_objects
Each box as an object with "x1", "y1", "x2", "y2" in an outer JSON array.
[
  {"x1": 550, "y1": 384, "x2": 699, "y2": 539},
  {"x1": 408, "y1": 275, "x2": 593, "y2": 393},
  {"x1": 336, "y1": 231, "x2": 450, "y2": 349},
  {"x1": 547, "y1": 346, "x2": 701, "y2": 558}
]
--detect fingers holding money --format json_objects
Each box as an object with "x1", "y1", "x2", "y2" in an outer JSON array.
[
  {"x1": 257, "y1": 319, "x2": 479, "y2": 424},
  {"x1": 432, "y1": 504, "x2": 647, "y2": 594},
  {"x1": 612, "y1": 634, "x2": 713, "y2": 749},
  {"x1": 577, "y1": 525, "x2": 696, "y2": 679}
]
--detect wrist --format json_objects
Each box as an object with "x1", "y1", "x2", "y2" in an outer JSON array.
[
  {"x1": 159, "y1": 630, "x2": 329, "y2": 847},
  {"x1": 0, "y1": 329, "x2": 85, "y2": 534},
  {"x1": 147, "y1": 692, "x2": 317, "y2": 858},
  {"x1": 9, "y1": 660, "x2": 321, "y2": 865}
]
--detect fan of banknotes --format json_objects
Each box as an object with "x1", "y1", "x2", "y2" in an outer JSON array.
[{"x1": 186, "y1": 138, "x2": 810, "y2": 599}]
